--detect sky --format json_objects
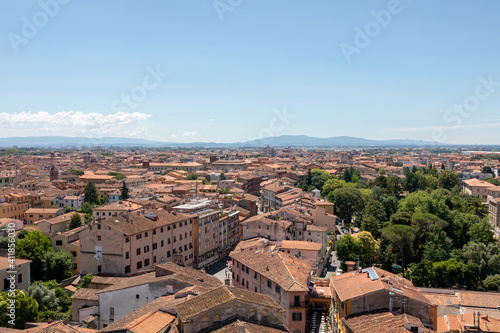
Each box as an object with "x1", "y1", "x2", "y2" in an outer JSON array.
[{"x1": 1, "y1": 0, "x2": 500, "y2": 145}]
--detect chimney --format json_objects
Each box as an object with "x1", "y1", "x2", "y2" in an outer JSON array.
[
  {"x1": 474, "y1": 312, "x2": 476, "y2": 327},
  {"x1": 478, "y1": 312, "x2": 481, "y2": 328}
]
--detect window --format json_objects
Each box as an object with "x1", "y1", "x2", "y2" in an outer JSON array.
[
  {"x1": 125, "y1": 252, "x2": 129, "y2": 259},
  {"x1": 294, "y1": 296, "x2": 301, "y2": 307},
  {"x1": 254, "y1": 272, "x2": 257, "y2": 279},
  {"x1": 136, "y1": 234, "x2": 141, "y2": 240},
  {"x1": 97, "y1": 224, "x2": 101, "y2": 229},
  {"x1": 246, "y1": 267, "x2": 249, "y2": 274},
  {"x1": 125, "y1": 237, "x2": 129, "y2": 243},
  {"x1": 161, "y1": 240, "x2": 164, "y2": 247},
  {"x1": 167, "y1": 251, "x2": 171, "y2": 258},
  {"x1": 144, "y1": 245, "x2": 150, "y2": 253},
  {"x1": 236, "y1": 275, "x2": 239, "y2": 282},
  {"x1": 153, "y1": 243, "x2": 157, "y2": 250},
  {"x1": 242, "y1": 278, "x2": 245, "y2": 285},
  {"x1": 168, "y1": 238, "x2": 171, "y2": 244},
  {"x1": 137, "y1": 261, "x2": 142, "y2": 269},
  {"x1": 98, "y1": 265, "x2": 102, "y2": 273},
  {"x1": 97, "y1": 236, "x2": 101, "y2": 241},
  {"x1": 4, "y1": 278, "x2": 8, "y2": 290},
  {"x1": 136, "y1": 294, "x2": 139, "y2": 299},
  {"x1": 160, "y1": 227, "x2": 163, "y2": 233},
  {"x1": 255, "y1": 287, "x2": 258, "y2": 292},
  {"x1": 275, "y1": 285, "x2": 280, "y2": 294},
  {"x1": 144, "y1": 258, "x2": 150, "y2": 266},
  {"x1": 55, "y1": 240, "x2": 63, "y2": 246},
  {"x1": 110, "y1": 307, "x2": 114, "y2": 320},
  {"x1": 153, "y1": 256, "x2": 156, "y2": 263},
  {"x1": 153, "y1": 229, "x2": 156, "y2": 235},
  {"x1": 18, "y1": 274, "x2": 22, "y2": 284},
  {"x1": 267, "y1": 280, "x2": 272, "y2": 288},
  {"x1": 136, "y1": 248, "x2": 141, "y2": 255},
  {"x1": 292, "y1": 313, "x2": 302, "y2": 321},
  {"x1": 145, "y1": 232, "x2": 148, "y2": 237},
  {"x1": 125, "y1": 266, "x2": 131, "y2": 274}
]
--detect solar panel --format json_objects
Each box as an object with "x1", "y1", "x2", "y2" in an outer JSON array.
[{"x1": 362, "y1": 267, "x2": 379, "y2": 280}]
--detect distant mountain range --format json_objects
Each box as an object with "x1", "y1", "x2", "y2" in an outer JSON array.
[{"x1": 0, "y1": 135, "x2": 451, "y2": 148}]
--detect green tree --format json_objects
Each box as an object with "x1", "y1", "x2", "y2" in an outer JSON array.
[
  {"x1": 463, "y1": 242, "x2": 500, "y2": 279},
  {"x1": 483, "y1": 274, "x2": 500, "y2": 291},
  {"x1": 482, "y1": 166, "x2": 494, "y2": 174},
  {"x1": 438, "y1": 170, "x2": 459, "y2": 191},
  {"x1": 186, "y1": 173, "x2": 198, "y2": 180},
  {"x1": 330, "y1": 187, "x2": 364, "y2": 228},
  {"x1": 357, "y1": 231, "x2": 380, "y2": 266},
  {"x1": 342, "y1": 167, "x2": 360, "y2": 183},
  {"x1": 468, "y1": 220, "x2": 495, "y2": 244},
  {"x1": 219, "y1": 172, "x2": 227, "y2": 181},
  {"x1": 0, "y1": 290, "x2": 38, "y2": 329},
  {"x1": 484, "y1": 178, "x2": 500, "y2": 186},
  {"x1": 16, "y1": 229, "x2": 29, "y2": 239},
  {"x1": 310, "y1": 169, "x2": 332, "y2": 192},
  {"x1": 43, "y1": 250, "x2": 73, "y2": 282},
  {"x1": 83, "y1": 180, "x2": 98, "y2": 204},
  {"x1": 361, "y1": 216, "x2": 381, "y2": 239},
  {"x1": 322, "y1": 178, "x2": 354, "y2": 197},
  {"x1": 468, "y1": 197, "x2": 488, "y2": 217},
  {"x1": 335, "y1": 234, "x2": 362, "y2": 263},
  {"x1": 68, "y1": 169, "x2": 84, "y2": 176},
  {"x1": 79, "y1": 273, "x2": 93, "y2": 289},
  {"x1": 108, "y1": 171, "x2": 126, "y2": 180},
  {"x1": 28, "y1": 282, "x2": 58, "y2": 311},
  {"x1": 69, "y1": 213, "x2": 82, "y2": 230},
  {"x1": 407, "y1": 259, "x2": 434, "y2": 287},
  {"x1": 16, "y1": 230, "x2": 53, "y2": 281},
  {"x1": 381, "y1": 224, "x2": 416, "y2": 277},
  {"x1": 119, "y1": 181, "x2": 130, "y2": 200}
]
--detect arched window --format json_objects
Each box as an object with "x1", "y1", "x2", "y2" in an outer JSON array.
[
  {"x1": 214, "y1": 314, "x2": 221, "y2": 323},
  {"x1": 261, "y1": 309, "x2": 269, "y2": 323},
  {"x1": 201, "y1": 315, "x2": 210, "y2": 328},
  {"x1": 249, "y1": 310, "x2": 257, "y2": 320}
]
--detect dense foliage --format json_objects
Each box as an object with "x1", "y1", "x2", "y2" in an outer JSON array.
[{"x1": 332, "y1": 166, "x2": 500, "y2": 290}]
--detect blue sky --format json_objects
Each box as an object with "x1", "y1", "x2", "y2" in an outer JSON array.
[{"x1": 1, "y1": 0, "x2": 500, "y2": 145}]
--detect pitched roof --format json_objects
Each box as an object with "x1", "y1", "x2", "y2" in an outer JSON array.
[
  {"x1": 230, "y1": 247, "x2": 313, "y2": 292},
  {"x1": 176, "y1": 285, "x2": 282, "y2": 320},
  {"x1": 330, "y1": 267, "x2": 431, "y2": 305}
]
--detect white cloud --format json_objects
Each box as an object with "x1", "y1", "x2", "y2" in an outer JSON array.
[
  {"x1": 209, "y1": 118, "x2": 214, "y2": 122},
  {"x1": 182, "y1": 131, "x2": 199, "y2": 138},
  {"x1": 0, "y1": 111, "x2": 152, "y2": 137},
  {"x1": 170, "y1": 134, "x2": 178, "y2": 138}
]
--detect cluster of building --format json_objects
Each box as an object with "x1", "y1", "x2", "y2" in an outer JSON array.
[{"x1": 0, "y1": 147, "x2": 500, "y2": 332}]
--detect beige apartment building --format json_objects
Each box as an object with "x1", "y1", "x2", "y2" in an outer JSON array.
[
  {"x1": 51, "y1": 226, "x2": 84, "y2": 275},
  {"x1": 25, "y1": 208, "x2": 64, "y2": 224},
  {"x1": 462, "y1": 178, "x2": 496, "y2": 201},
  {"x1": 172, "y1": 200, "x2": 222, "y2": 268},
  {"x1": 230, "y1": 244, "x2": 313, "y2": 333},
  {"x1": 488, "y1": 187, "x2": 500, "y2": 229},
  {"x1": 80, "y1": 210, "x2": 195, "y2": 275},
  {"x1": 0, "y1": 256, "x2": 31, "y2": 291},
  {"x1": 35, "y1": 212, "x2": 85, "y2": 235}
]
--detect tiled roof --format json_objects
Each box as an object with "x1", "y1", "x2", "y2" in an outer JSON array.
[
  {"x1": 211, "y1": 319, "x2": 287, "y2": 333},
  {"x1": 457, "y1": 290, "x2": 500, "y2": 308},
  {"x1": 230, "y1": 247, "x2": 313, "y2": 292},
  {"x1": 126, "y1": 310, "x2": 175, "y2": 333},
  {"x1": 343, "y1": 311, "x2": 435, "y2": 333},
  {"x1": 331, "y1": 267, "x2": 431, "y2": 305},
  {"x1": 177, "y1": 285, "x2": 282, "y2": 320}
]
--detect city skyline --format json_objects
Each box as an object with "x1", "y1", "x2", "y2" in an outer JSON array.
[{"x1": 2, "y1": 1, "x2": 500, "y2": 145}]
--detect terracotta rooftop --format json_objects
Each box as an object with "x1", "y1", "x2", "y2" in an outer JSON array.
[
  {"x1": 230, "y1": 246, "x2": 313, "y2": 292},
  {"x1": 176, "y1": 285, "x2": 283, "y2": 320}
]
